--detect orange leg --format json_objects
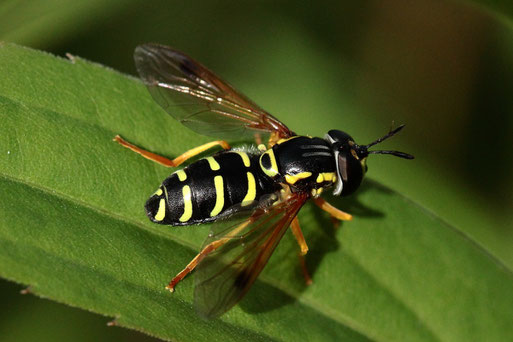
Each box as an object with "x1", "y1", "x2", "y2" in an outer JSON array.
[
  {"x1": 291, "y1": 217, "x2": 308, "y2": 255},
  {"x1": 166, "y1": 219, "x2": 251, "y2": 292},
  {"x1": 291, "y1": 217, "x2": 312, "y2": 285},
  {"x1": 254, "y1": 133, "x2": 263, "y2": 145},
  {"x1": 313, "y1": 197, "x2": 353, "y2": 221},
  {"x1": 298, "y1": 253, "x2": 312, "y2": 286},
  {"x1": 267, "y1": 131, "x2": 281, "y2": 148},
  {"x1": 113, "y1": 135, "x2": 230, "y2": 168},
  {"x1": 166, "y1": 240, "x2": 222, "y2": 292}
]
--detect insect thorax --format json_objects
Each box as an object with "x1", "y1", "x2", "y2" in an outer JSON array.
[{"x1": 259, "y1": 136, "x2": 338, "y2": 196}]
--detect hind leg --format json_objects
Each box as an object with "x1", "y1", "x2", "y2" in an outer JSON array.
[{"x1": 114, "y1": 135, "x2": 230, "y2": 167}]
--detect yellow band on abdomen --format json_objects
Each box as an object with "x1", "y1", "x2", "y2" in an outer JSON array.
[
  {"x1": 235, "y1": 151, "x2": 251, "y2": 167},
  {"x1": 176, "y1": 169, "x2": 187, "y2": 181},
  {"x1": 206, "y1": 156, "x2": 220, "y2": 171},
  {"x1": 179, "y1": 185, "x2": 193, "y2": 222},
  {"x1": 242, "y1": 172, "x2": 256, "y2": 206},
  {"x1": 154, "y1": 198, "x2": 166, "y2": 221},
  {"x1": 210, "y1": 175, "x2": 224, "y2": 217}
]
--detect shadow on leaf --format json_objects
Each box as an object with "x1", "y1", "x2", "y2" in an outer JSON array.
[{"x1": 237, "y1": 179, "x2": 390, "y2": 315}]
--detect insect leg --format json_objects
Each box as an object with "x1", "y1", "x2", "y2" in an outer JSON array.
[
  {"x1": 291, "y1": 217, "x2": 312, "y2": 285},
  {"x1": 113, "y1": 135, "x2": 230, "y2": 167},
  {"x1": 313, "y1": 197, "x2": 353, "y2": 221},
  {"x1": 166, "y1": 240, "x2": 222, "y2": 292},
  {"x1": 298, "y1": 252, "x2": 313, "y2": 286},
  {"x1": 267, "y1": 131, "x2": 281, "y2": 147},
  {"x1": 291, "y1": 217, "x2": 308, "y2": 255},
  {"x1": 166, "y1": 219, "x2": 252, "y2": 292},
  {"x1": 254, "y1": 133, "x2": 262, "y2": 145}
]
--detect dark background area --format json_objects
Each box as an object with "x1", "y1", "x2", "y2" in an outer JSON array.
[{"x1": 1, "y1": 0, "x2": 512, "y2": 340}]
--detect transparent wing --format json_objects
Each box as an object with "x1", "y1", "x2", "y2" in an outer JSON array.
[
  {"x1": 134, "y1": 43, "x2": 294, "y2": 140},
  {"x1": 193, "y1": 191, "x2": 308, "y2": 319}
]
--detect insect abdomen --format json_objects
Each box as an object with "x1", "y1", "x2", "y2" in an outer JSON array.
[{"x1": 145, "y1": 151, "x2": 277, "y2": 226}]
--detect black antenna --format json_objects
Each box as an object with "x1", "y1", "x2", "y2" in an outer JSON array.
[
  {"x1": 357, "y1": 124, "x2": 414, "y2": 160},
  {"x1": 364, "y1": 124, "x2": 406, "y2": 149},
  {"x1": 368, "y1": 150, "x2": 414, "y2": 159}
]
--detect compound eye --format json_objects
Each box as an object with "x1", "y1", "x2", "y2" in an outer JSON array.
[
  {"x1": 338, "y1": 153, "x2": 349, "y2": 183},
  {"x1": 337, "y1": 152, "x2": 364, "y2": 196},
  {"x1": 326, "y1": 130, "x2": 354, "y2": 144}
]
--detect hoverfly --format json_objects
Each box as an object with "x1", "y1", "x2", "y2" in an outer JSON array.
[{"x1": 114, "y1": 43, "x2": 414, "y2": 319}]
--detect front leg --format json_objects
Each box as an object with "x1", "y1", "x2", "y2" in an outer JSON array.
[{"x1": 313, "y1": 197, "x2": 352, "y2": 221}]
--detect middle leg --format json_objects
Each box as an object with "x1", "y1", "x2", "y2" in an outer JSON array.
[{"x1": 290, "y1": 216, "x2": 312, "y2": 285}]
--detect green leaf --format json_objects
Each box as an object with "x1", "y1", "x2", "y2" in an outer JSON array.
[
  {"x1": 0, "y1": 0, "x2": 138, "y2": 48},
  {"x1": 0, "y1": 43, "x2": 512, "y2": 341}
]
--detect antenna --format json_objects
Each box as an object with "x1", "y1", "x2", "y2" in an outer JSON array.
[
  {"x1": 368, "y1": 149, "x2": 414, "y2": 159},
  {"x1": 358, "y1": 124, "x2": 414, "y2": 160},
  {"x1": 365, "y1": 124, "x2": 406, "y2": 149}
]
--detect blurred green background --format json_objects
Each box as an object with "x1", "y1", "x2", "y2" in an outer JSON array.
[{"x1": 1, "y1": 0, "x2": 512, "y2": 340}]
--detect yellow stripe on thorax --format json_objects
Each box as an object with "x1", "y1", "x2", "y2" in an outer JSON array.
[
  {"x1": 179, "y1": 185, "x2": 193, "y2": 222},
  {"x1": 242, "y1": 172, "x2": 256, "y2": 206},
  {"x1": 285, "y1": 172, "x2": 312, "y2": 185},
  {"x1": 206, "y1": 156, "x2": 220, "y2": 171},
  {"x1": 210, "y1": 175, "x2": 224, "y2": 217}
]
